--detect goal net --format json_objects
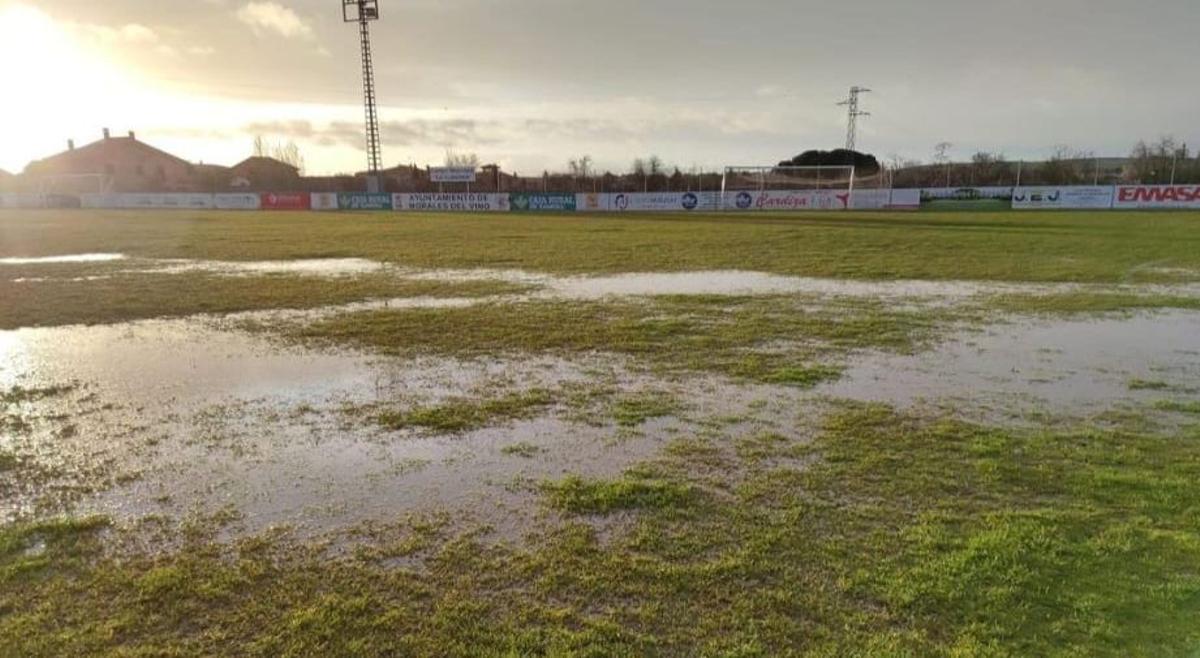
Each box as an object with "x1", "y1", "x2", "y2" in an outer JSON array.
[{"x1": 720, "y1": 165, "x2": 856, "y2": 211}]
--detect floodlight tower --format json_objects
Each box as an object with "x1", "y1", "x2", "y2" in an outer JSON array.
[
  {"x1": 343, "y1": 0, "x2": 383, "y2": 190},
  {"x1": 837, "y1": 86, "x2": 871, "y2": 151}
]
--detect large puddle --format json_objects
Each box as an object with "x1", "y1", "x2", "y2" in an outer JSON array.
[
  {"x1": 4, "y1": 308, "x2": 1198, "y2": 534},
  {"x1": 8, "y1": 255, "x2": 1200, "y2": 304},
  {"x1": 4, "y1": 255, "x2": 1200, "y2": 537},
  {"x1": 0, "y1": 253, "x2": 127, "y2": 265},
  {"x1": 828, "y1": 310, "x2": 1200, "y2": 421},
  {"x1": 2, "y1": 320, "x2": 785, "y2": 535}
]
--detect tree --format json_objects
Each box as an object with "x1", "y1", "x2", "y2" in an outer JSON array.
[
  {"x1": 970, "y1": 151, "x2": 1011, "y2": 186},
  {"x1": 1036, "y1": 145, "x2": 1091, "y2": 185},
  {"x1": 1129, "y1": 137, "x2": 1189, "y2": 184},
  {"x1": 568, "y1": 155, "x2": 594, "y2": 179},
  {"x1": 251, "y1": 136, "x2": 305, "y2": 175},
  {"x1": 779, "y1": 149, "x2": 880, "y2": 176},
  {"x1": 932, "y1": 142, "x2": 953, "y2": 186},
  {"x1": 445, "y1": 150, "x2": 481, "y2": 169},
  {"x1": 272, "y1": 141, "x2": 305, "y2": 175},
  {"x1": 648, "y1": 155, "x2": 664, "y2": 176}
]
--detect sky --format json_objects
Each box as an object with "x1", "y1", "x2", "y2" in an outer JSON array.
[{"x1": 0, "y1": 0, "x2": 1196, "y2": 176}]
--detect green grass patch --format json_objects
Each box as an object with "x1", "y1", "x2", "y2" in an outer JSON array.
[
  {"x1": 1129, "y1": 378, "x2": 1172, "y2": 391},
  {"x1": 500, "y1": 442, "x2": 544, "y2": 458},
  {"x1": 377, "y1": 389, "x2": 554, "y2": 433},
  {"x1": 1, "y1": 384, "x2": 76, "y2": 406},
  {"x1": 7, "y1": 209, "x2": 1200, "y2": 283},
  {"x1": 541, "y1": 474, "x2": 695, "y2": 514},
  {"x1": 3, "y1": 408, "x2": 1200, "y2": 655},
  {"x1": 610, "y1": 391, "x2": 681, "y2": 427},
  {"x1": 294, "y1": 296, "x2": 933, "y2": 385},
  {"x1": 0, "y1": 272, "x2": 525, "y2": 329},
  {"x1": 1154, "y1": 399, "x2": 1200, "y2": 414},
  {"x1": 989, "y1": 292, "x2": 1200, "y2": 315}
]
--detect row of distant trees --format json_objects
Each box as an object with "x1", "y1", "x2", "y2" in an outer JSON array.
[
  {"x1": 888, "y1": 137, "x2": 1198, "y2": 188},
  {"x1": 535, "y1": 138, "x2": 1200, "y2": 192},
  {"x1": 250, "y1": 137, "x2": 1200, "y2": 193}
]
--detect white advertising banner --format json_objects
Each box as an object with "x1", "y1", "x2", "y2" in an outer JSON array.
[
  {"x1": 393, "y1": 193, "x2": 509, "y2": 212},
  {"x1": 0, "y1": 193, "x2": 45, "y2": 208},
  {"x1": 83, "y1": 194, "x2": 217, "y2": 209},
  {"x1": 886, "y1": 189, "x2": 921, "y2": 210},
  {"x1": 81, "y1": 194, "x2": 119, "y2": 209},
  {"x1": 576, "y1": 193, "x2": 610, "y2": 212},
  {"x1": 1112, "y1": 185, "x2": 1200, "y2": 209},
  {"x1": 429, "y1": 167, "x2": 477, "y2": 184},
  {"x1": 614, "y1": 190, "x2": 715, "y2": 212},
  {"x1": 722, "y1": 190, "x2": 852, "y2": 211},
  {"x1": 1012, "y1": 186, "x2": 1114, "y2": 210},
  {"x1": 310, "y1": 193, "x2": 339, "y2": 211},
  {"x1": 920, "y1": 187, "x2": 1014, "y2": 200},
  {"x1": 214, "y1": 193, "x2": 261, "y2": 210},
  {"x1": 849, "y1": 190, "x2": 891, "y2": 210},
  {"x1": 576, "y1": 190, "x2": 916, "y2": 212}
]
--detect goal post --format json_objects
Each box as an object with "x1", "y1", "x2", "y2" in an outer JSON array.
[{"x1": 720, "y1": 165, "x2": 856, "y2": 211}]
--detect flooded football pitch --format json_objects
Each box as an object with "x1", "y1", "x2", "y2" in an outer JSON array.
[{"x1": 4, "y1": 255, "x2": 1199, "y2": 536}]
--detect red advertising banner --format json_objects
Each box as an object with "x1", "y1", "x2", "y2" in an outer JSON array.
[
  {"x1": 1113, "y1": 185, "x2": 1200, "y2": 209},
  {"x1": 260, "y1": 192, "x2": 311, "y2": 211}
]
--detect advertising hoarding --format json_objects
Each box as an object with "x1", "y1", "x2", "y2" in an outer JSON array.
[
  {"x1": 310, "y1": 193, "x2": 339, "y2": 211},
  {"x1": 113, "y1": 194, "x2": 215, "y2": 209},
  {"x1": 337, "y1": 193, "x2": 393, "y2": 210},
  {"x1": 429, "y1": 167, "x2": 477, "y2": 184},
  {"x1": 1112, "y1": 185, "x2": 1200, "y2": 209},
  {"x1": 394, "y1": 193, "x2": 509, "y2": 212},
  {"x1": 721, "y1": 190, "x2": 852, "y2": 211},
  {"x1": 510, "y1": 193, "x2": 576, "y2": 211},
  {"x1": 260, "y1": 193, "x2": 311, "y2": 210},
  {"x1": 1012, "y1": 187, "x2": 1114, "y2": 210},
  {"x1": 215, "y1": 194, "x2": 262, "y2": 210},
  {"x1": 575, "y1": 192, "x2": 719, "y2": 212}
]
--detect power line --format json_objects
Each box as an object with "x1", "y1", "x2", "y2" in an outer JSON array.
[{"x1": 837, "y1": 86, "x2": 871, "y2": 151}]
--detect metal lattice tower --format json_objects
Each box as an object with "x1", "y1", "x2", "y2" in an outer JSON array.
[
  {"x1": 837, "y1": 86, "x2": 871, "y2": 151},
  {"x1": 344, "y1": 1, "x2": 382, "y2": 175}
]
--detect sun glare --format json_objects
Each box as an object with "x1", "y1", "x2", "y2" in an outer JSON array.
[{"x1": 0, "y1": 4, "x2": 151, "y2": 170}]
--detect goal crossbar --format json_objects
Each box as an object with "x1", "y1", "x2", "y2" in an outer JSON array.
[{"x1": 720, "y1": 165, "x2": 856, "y2": 209}]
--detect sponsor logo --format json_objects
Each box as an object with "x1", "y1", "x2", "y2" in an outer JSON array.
[
  {"x1": 261, "y1": 192, "x2": 312, "y2": 210},
  {"x1": 1118, "y1": 186, "x2": 1200, "y2": 203},
  {"x1": 615, "y1": 194, "x2": 630, "y2": 211},
  {"x1": 510, "y1": 194, "x2": 575, "y2": 211},
  {"x1": 337, "y1": 193, "x2": 392, "y2": 210},
  {"x1": 681, "y1": 193, "x2": 698, "y2": 210},
  {"x1": 735, "y1": 192, "x2": 753, "y2": 209}
]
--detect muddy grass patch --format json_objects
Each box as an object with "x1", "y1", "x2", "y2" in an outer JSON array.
[
  {"x1": 290, "y1": 296, "x2": 942, "y2": 387},
  {"x1": 985, "y1": 292, "x2": 1200, "y2": 316},
  {"x1": 0, "y1": 272, "x2": 529, "y2": 329},
  {"x1": 2, "y1": 404, "x2": 1199, "y2": 655},
  {"x1": 1154, "y1": 399, "x2": 1200, "y2": 415},
  {"x1": 377, "y1": 389, "x2": 555, "y2": 433}
]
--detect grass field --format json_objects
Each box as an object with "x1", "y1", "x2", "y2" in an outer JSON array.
[
  {"x1": 3, "y1": 209, "x2": 1200, "y2": 281},
  {"x1": 2, "y1": 209, "x2": 1200, "y2": 656}
]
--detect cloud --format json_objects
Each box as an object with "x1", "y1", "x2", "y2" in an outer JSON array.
[
  {"x1": 73, "y1": 22, "x2": 161, "y2": 45},
  {"x1": 244, "y1": 119, "x2": 502, "y2": 150},
  {"x1": 236, "y1": 2, "x2": 313, "y2": 39}
]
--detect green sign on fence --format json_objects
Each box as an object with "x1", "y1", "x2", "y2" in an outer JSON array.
[
  {"x1": 510, "y1": 193, "x2": 576, "y2": 212},
  {"x1": 337, "y1": 193, "x2": 393, "y2": 210}
]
